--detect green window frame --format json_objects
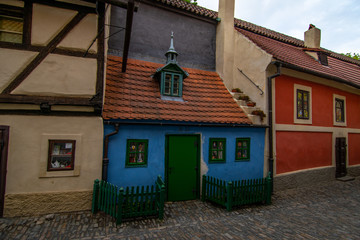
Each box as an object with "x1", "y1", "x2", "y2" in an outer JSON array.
[
  {"x1": 297, "y1": 89, "x2": 310, "y2": 119},
  {"x1": 126, "y1": 139, "x2": 148, "y2": 167},
  {"x1": 0, "y1": 4, "x2": 24, "y2": 44},
  {"x1": 161, "y1": 72, "x2": 183, "y2": 97},
  {"x1": 235, "y1": 138, "x2": 250, "y2": 161},
  {"x1": 335, "y1": 98, "x2": 345, "y2": 123},
  {"x1": 209, "y1": 138, "x2": 226, "y2": 163}
]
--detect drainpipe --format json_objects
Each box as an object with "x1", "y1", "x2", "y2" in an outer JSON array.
[
  {"x1": 102, "y1": 123, "x2": 119, "y2": 181},
  {"x1": 267, "y1": 62, "x2": 281, "y2": 190}
]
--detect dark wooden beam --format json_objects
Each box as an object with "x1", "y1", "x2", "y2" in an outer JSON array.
[
  {"x1": 2, "y1": 12, "x2": 87, "y2": 94},
  {"x1": 121, "y1": 0, "x2": 135, "y2": 72},
  {"x1": 0, "y1": 42, "x2": 97, "y2": 58},
  {"x1": 96, "y1": 0, "x2": 138, "y2": 11},
  {"x1": 22, "y1": 0, "x2": 32, "y2": 46},
  {"x1": 0, "y1": 94, "x2": 96, "y2": 106},
  {"x1": 95, "y1": 2, "x2": 105, "y2": 104}
]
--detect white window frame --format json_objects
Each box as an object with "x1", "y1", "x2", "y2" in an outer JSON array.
[
  {"x1": 294, "y1": 84, "x2": 312, "y2": 125},
  {"x1": 333, "y1": 94, "x2": 347, "y2": 127}
]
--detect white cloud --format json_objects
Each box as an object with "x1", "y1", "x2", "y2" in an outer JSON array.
[{"x1": 196, "y1": 0, "x2": 359, "y2": 53}]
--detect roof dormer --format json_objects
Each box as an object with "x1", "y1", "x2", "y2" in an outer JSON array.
[{"x1": 155, "y1": 32, "x2": 188, "y2": 98}]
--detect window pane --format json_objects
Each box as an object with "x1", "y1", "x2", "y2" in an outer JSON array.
[
  {"x1": 236, "y1": 138, "x2": 250, "y2": 161},
  {"x1": 173, "y1": 75, "x2": 179, "y2": 95},
  {"x1": 48, "y1": 140, "x2": 75, "y2": 171},
  {"x1": 0, "y1": 15, "x2": 23, "y2": 43},
  {"x1": 164, "y1": 74, "x2": 171, "y2": 95},
  {"x1": 126, "y1": 140, "x2": 148, "y2": 167},
  {"x1": 297, "y1": 89, "x2": 310, "y2": 119},
  {"x1": 335, "y1": 99, "x2": 344, "y2": 122}
]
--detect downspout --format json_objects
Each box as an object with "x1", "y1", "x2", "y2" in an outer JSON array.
[
  {"x1": 267, "y1": 62, "x2": 281, "y2": 190},
  {"x1": 102, "y1": 123, "x2": 119, "y2": 181}
]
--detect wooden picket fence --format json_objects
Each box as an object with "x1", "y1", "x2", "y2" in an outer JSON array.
[
  {"x1": 91, "y1": 176, "x2": 165, "y2": 224},
  {"x1": 201, "y1": 174, "x2": 272, "y2": 211}
]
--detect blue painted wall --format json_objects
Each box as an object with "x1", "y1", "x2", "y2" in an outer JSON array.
[{"x1": 105, "y1": 123, "x2": 265, "y2": 188}]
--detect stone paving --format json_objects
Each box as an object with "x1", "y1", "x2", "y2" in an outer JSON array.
[{"x1": 1, "y1": 177, "x2": 360, "y2": 240}]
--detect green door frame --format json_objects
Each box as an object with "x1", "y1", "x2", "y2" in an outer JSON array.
[{"x1": 165, "y1": 134, "x2": 200, "y2": 201}]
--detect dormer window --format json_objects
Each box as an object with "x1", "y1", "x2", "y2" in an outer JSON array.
[
  {"x1": 155, "y1": 32, "x2": 188, "y2": 98},
  {"x1": 162, "y1": 72, "x2": 182, "y2": 97}
]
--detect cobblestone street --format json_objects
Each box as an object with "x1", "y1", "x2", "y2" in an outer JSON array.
[{"x1": 1, "y1": 177, "x2": 359, "y2": 240}]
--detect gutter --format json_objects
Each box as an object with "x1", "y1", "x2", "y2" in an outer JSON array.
[
  {"x1": 103, "y1": 120, "x2": 269, "y2": 128},
  {"x1": 278, "y1": 61, "x2": 360, "y2": 90},
  {"x1": 267, "y1": 62, "x2": 281, "y2": 188},
  {"x1": 102, "y1": 123, "x2": 119, "y2": 181}
]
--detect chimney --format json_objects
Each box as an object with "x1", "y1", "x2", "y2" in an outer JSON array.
[
  {"x1": 216, "y1": 0, "x2": 235, "y2": 88},
  {"x1": 304, "y1": 24, "x2": 328, "y2": 65},
  {"x1": 304, "y1": 24, "x2": 321, "y2": 49}
]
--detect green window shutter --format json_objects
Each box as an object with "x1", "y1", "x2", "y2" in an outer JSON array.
[
  {"x1": 235, "y1": 138, "x2": 250, "y2": 161},
  {"x1": 126, "y1": 139, "x2": 148, "y2": 167},
  {"x1": 209, "y1": 138, "x2": 226, "y2": 163}
]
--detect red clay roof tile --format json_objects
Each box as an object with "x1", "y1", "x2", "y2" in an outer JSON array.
[{"x1": 103, "y1": 56, "x2": 251, "y2": 125}]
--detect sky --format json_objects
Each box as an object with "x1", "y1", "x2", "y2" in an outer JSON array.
[{"x1": 196, "y1": 0, "x2": 360, "y2": 54}]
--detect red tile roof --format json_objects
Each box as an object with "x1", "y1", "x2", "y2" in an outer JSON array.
[
  {"x1": 147, "y1": 0, "x2": 360, "y2": 88},
  {"x1": 103, "y1": 56, "x2": 251, "y2": 124},
  {"x1": 237, "y1": 28, "x2": 360, "y2": 87}
]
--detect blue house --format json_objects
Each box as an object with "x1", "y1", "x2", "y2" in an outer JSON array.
[{"x1": 102, "y1": 33, "x2": 266, "y2": 201}]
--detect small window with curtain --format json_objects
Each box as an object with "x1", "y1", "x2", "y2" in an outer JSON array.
[
  {"x1": 209, "y1": 138, "x2": 226, "y2": 163},
  {"x1": 0, "y1": 4, "x2": 24, "y2": 43},
  {"x1": 126, "y1": 139, "x2": 148, "y2": 167},
  {"x1": 235, "y1": 138, "x2": 250, "y2": 161},
  {"x1": 297, "y1": 89, "x2": 310, "y2": 119}
]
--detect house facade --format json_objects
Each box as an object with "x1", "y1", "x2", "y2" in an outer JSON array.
[
  {"x1": 102, "y1": 0, "x2": 267, "y2": 201},
  {"x1": 0, "y1": 0, "x2": 111, "y2": 217},
  {"x1": 215, "y1": 0, "x2": 360, "y2": 189}
]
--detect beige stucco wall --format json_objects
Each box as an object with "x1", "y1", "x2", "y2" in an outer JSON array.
[
  {"x1": 232, "y1": 31, "x2": 272, "y2": 111},
  {"x1": 1, "y1": 115, "x2": 103, "y2": 194},
  {"x1": 0, "y1": 49, "x2": 37, "y2": 92},
  {"x1": 12, "y1": 53, "x2": 97, "y2": 96}
]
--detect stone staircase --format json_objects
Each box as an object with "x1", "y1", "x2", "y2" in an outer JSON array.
[{"x1": 230, "y1": 90, "x2": 266, "y2": 125}]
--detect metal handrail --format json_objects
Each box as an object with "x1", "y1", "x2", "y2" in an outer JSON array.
[{"x1": 238, "y1": 68, "x2": 264, "y2": 95}]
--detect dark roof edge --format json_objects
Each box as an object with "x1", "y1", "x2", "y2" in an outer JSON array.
[
  {"x1": 275, "y1": 61, "x2": 360, "y2": 90},
  {"x1": 103, "y1": 119, "x2": 269, "y2": 128}
]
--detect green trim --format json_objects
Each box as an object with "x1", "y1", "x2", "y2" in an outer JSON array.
[
  {"x1": 125, "y1": 139, "x2": 148, "y2": 167},
  {"x1": 209, "y1": 138, "x2": 226, "y2": 163},
  {"x1": 161, "y1": 71, "x2": 183, "y2": 97},
  {"x1": 235, "y1": 138, "x2": 250, "y2": 161}
]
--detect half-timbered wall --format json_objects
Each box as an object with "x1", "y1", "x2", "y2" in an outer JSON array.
[{"x1": 0, "y1": 0, "x2": 106, "y2": 217}]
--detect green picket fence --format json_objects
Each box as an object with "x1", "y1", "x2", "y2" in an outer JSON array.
[
  {"x1": 92, "y1": 176, "x2": 165, "y2": 224},
  {"x1": 201, "y1": 174, "x2": 272, "y2": 211}
]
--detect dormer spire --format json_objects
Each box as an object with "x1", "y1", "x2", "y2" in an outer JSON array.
[{"x1": 165, "y1": 32, "x2": 178, "y2": 63}]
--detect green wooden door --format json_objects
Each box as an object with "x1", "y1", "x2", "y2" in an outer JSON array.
[{"x1": 166, "y1": 135, "x2": 199, "y2": 201}]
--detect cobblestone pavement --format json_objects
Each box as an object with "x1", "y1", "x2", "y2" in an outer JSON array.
[{"x1": 1, "y1": 177, "x2": 360, "y2": 240}]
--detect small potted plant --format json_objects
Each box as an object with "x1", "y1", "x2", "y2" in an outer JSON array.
[
  {"x1": 231, "y1": 88, "x2": 243, "y2": 93},
  {"x1": 247, "y1": 100, "x2": 256, "y2": 107},
  {"x1": 238, "y1": 95, "x2": 249, "y2": 101},
  {"x1": 252, "y1": 109, "x2": 266, "y2": 121}
]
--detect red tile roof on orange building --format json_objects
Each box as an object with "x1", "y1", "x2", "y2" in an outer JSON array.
[
  {"x1": 103, "y1": 56, "x2": 251, "y2": 124},
  {"x1": 146, "y1": 0, "x2": 360, "y2": 88}
]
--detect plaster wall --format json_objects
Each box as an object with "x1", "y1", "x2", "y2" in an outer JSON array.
[
  {"x1": 32, "y1": 4, "x2": 97, "y2": 52},
  {"x1": 0, "y1": 115, "x2": 103, "y2": 194},
  {"x1": 108, "y1": 3, "x2": 216, "y2": 70},
  {"x1": 105, "y1": 124, "x2": 265, "y2": 188},
  {"x1": 232, "y1": 31, "x2": 272, "y2": 111},
  {"x1": 0, "y1": 49, "x2": 37, "y2": 92},
  {"x1": 12, "y1": 54, "x2": 97, "y2": 96}
]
